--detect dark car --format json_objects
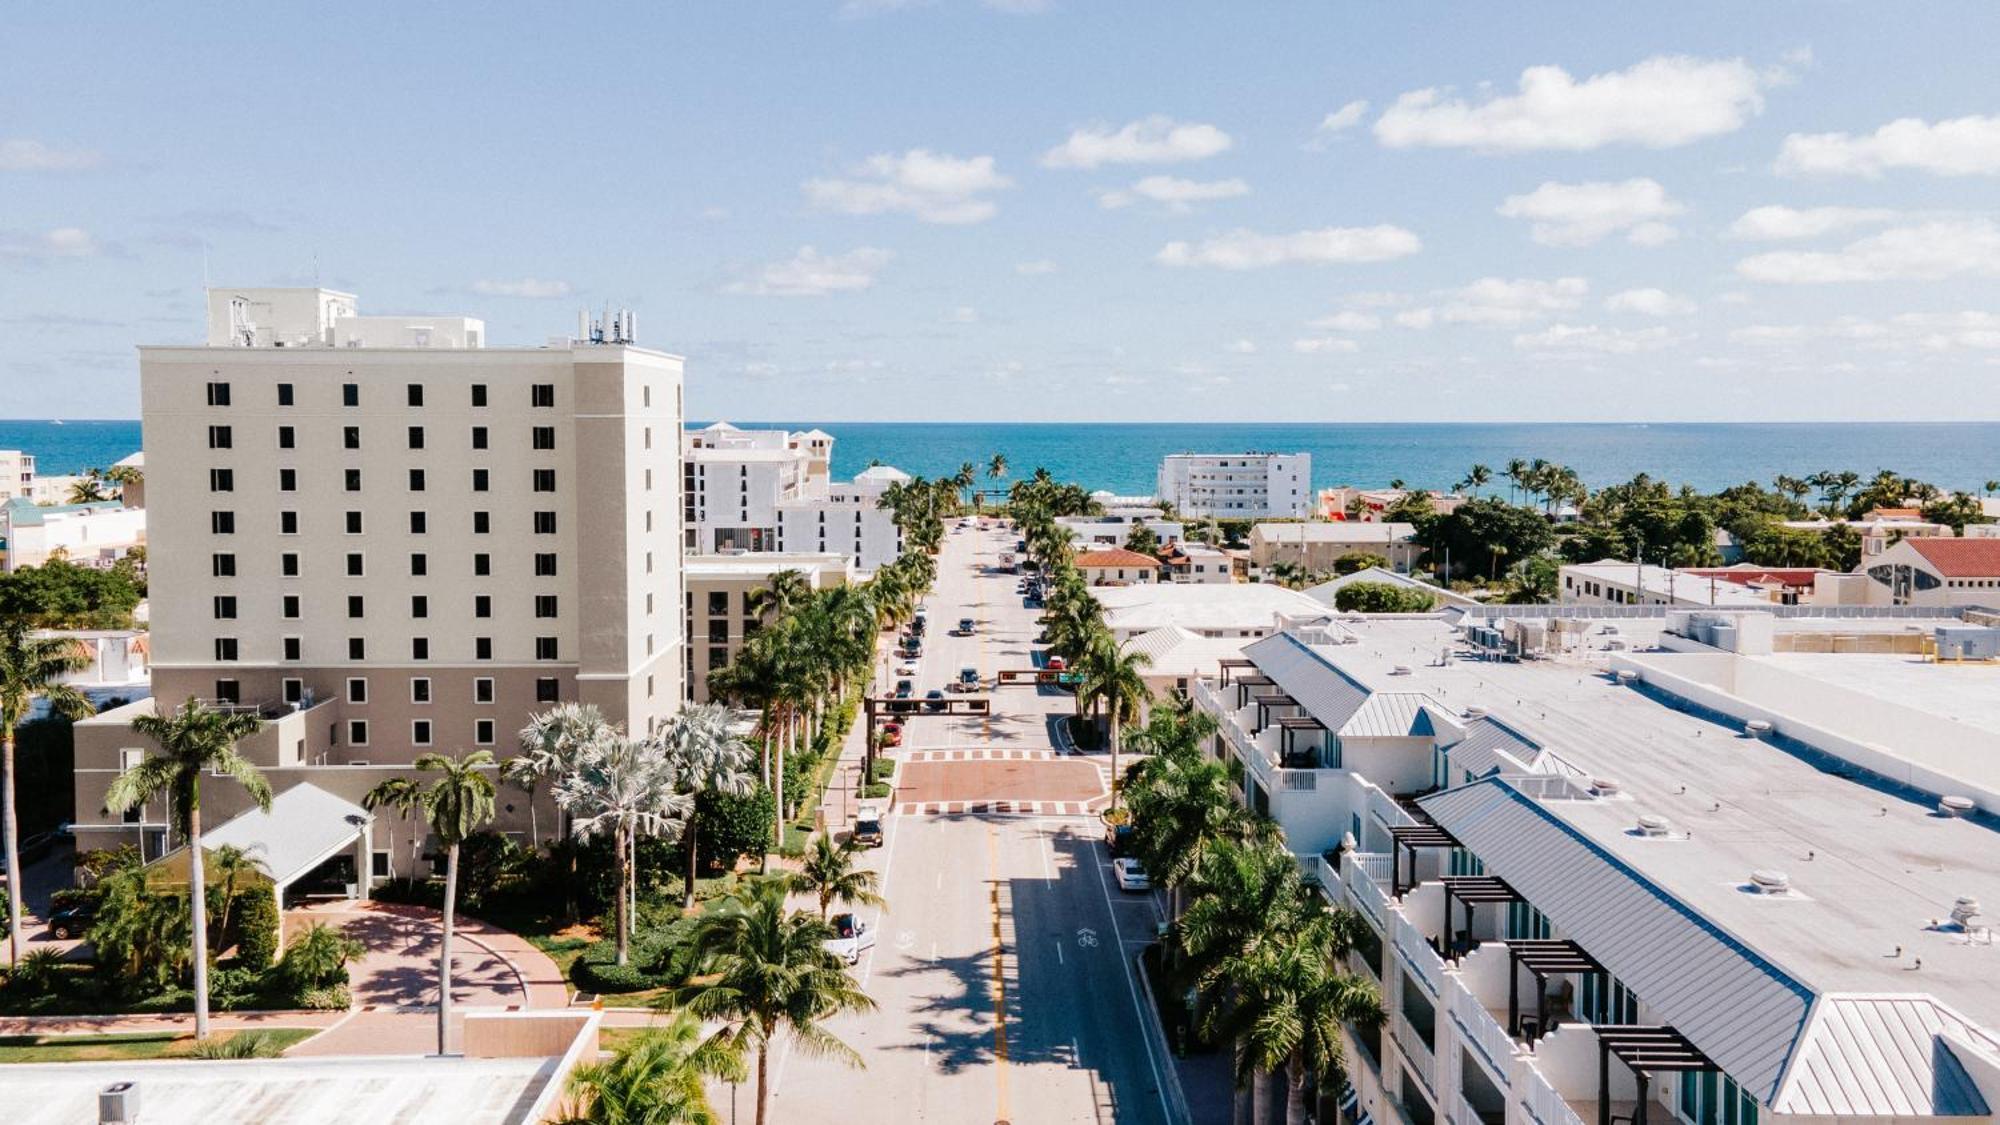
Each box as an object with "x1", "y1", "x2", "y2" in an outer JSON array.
[
  {"x1": 47, "y1": 902, "x2": 96, "y2": 940},
  {"x1": 1106, "y1": 823, "x2": 1136, "y2": 857},
  {"x1": 923, "y1": 689, "x2": 946, "y2": 712}
]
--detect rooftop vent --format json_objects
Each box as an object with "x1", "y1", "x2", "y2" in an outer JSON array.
[
  {"x1": 1464, "y1": 705, "x2": 1488, "y2": 718},
  {"x1": 1592, "y1": 777, "x2": 1622, "y2": 797},
  {"x1": 1950, "y1": 896, "x2": 1982, "y2": 929},
  {"x1": 1615, "y1": 669, "x2": 1639, "y2": 684},
  {"x1": 1390, "y1": 664, "x2": 1413, "y2": 676},
  {"x1": 1939, "y1": 795, "x2": 1976, "y2": 818},
  {"x1": 1749, "y1": 869, "x2": 1791, "y2": 895},
  {"x1": 1636, "y1": 813, "x2": 1672, "y2": 837},
  {"x1": 1745, "y1": 719, "x2": 1774, "y2": 737}
]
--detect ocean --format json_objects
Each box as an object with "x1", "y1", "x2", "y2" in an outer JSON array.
[{"x1": 6, "y1": 418, "x2": 1998, "y2": 497}]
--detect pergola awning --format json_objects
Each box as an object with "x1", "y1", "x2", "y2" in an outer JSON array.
[
  {"x1": 1388, "y1": 821, "x2": 1460, "y2": 895},
  {"x1": 1439, "y1": 875, "x2": 1522, "y2": 958},
  {"x1": 1506, "y1": 938, "x2": 1604, "y2": 1042},
  {"x1": 1596, "y1": 1025, "x2": 1717, "y2": 1125}
]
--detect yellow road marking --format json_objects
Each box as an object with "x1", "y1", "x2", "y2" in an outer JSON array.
[{"x1": 987, "y1": 823, "x2": 1011, "y2": 1120}]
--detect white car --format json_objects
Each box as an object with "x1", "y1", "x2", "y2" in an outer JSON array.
[
  {"x1": 824, "y1": 913, "x2": 877, "y2": 965},
  {"x1": 897, "y1": 663, "x2": 918, "y2": 678},
  {"x1": 1113, "y1": 857, "x2": 1151, "y2": 892}
]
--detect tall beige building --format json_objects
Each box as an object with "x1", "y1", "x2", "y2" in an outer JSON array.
[{"x1": 73, "y1": 288, "x2": 685, "y2": 870}]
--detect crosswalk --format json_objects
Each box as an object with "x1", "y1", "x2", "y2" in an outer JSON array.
[
  {"x1": 893, "y1": 798, "x2": 1095, "y2": 817},
  {"x1": 901, "y1": 748, "x2": 1062, "y2": 762}
]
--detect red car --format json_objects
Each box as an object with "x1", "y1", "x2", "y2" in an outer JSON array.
[
  {"x1": 1045, "y1": 655, "x2": 1066, "y2": 672},
  {"x1": 878, "y1": 723, "x2": 903, "y2": 747}
]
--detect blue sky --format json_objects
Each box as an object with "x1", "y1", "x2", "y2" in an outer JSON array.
[{"x1": 6, "y1": 1, "x2": 2000, "y2": 422}]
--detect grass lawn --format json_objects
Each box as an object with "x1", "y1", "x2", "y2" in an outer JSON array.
[{"x1": 0, "y1": 1027, "x2": 319, "y2": 1063}]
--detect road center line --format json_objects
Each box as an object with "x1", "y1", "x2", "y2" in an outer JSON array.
[{"x1": 986, "y1": 823, "x2": 1011, "y2": 1123}]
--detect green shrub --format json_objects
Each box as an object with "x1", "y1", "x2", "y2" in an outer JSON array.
[
  {"x1": 4, "y1": 948, "x2": 68, "y2": 997},
  {"x1": 192, "y1": 1030, "x2": 286, "y2": 1059},
  {"x1": 1332, "y1": 581, "x2": 1437, "y2": 613},
  {"x1": 576, "y1": 960, "x2": 656, "y2": 994},
  {"x1": 695, "y1": 787, "x2": 775, "y2": 875},
  {"x1": 207, "y1": 965, "x2": 263, "y2": 1012},
  {"x1": 869, "y1": 758, "x2": 896, "y2": 782},
  {"x1": 277, "y1": 923, "x2": 363, "y2": 993},
  {"x1": 234, "y1": 888, "x2": 280, "y2": 967},
  {"x1": 296, "y1": 985, "x2": 351, "y2": 1010},
  {"x1": 861, "y1": 782, "x2": 891, "y2": 800}
]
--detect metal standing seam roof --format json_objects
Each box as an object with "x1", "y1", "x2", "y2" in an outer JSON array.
[
  {"x1": 1339, "y1": 692, "x2": 1451, "y2": 739},
  {"x1": 1241, "y1": 631, "x2": 1373, "y2": 731},
  {"x1": 1444, "y1": 715, "x2": 1544, "y2": 779},
  {"x1": 1774, "y1": 995, "x2": 1997, "y2": 1117},
  {"x1": 190, "y1": 783, "x2": 374, "y2": 886},
  {"x1": 1418, "y1": 777, "x2": 1815, "y2": 1105}
]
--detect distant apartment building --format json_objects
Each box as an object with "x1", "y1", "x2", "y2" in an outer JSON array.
[
  {"x1": 1057, "y1": 509, "x2": 1184, "y2": 548},
  {"x1": 1559, "y1": 561, "x2": 1799, "y2": 608},
  {"x1": 682, "y1": 422, "x2": 820, "y2": 553},
  {"x1": 1157, "y1": 540, "x2": 1237, "y2": 583},
  {"x1": 775, "y1": 464, "x2": 905, "y2": 571},
  {"x1": 1158, "y1": 452, "x2": 1311, "y2": 518},
  {"x1": 72, "y1": 287, "x2": 684, "y2": 870},
  {"x1": 1249, "y1": 520, "x2": 1420, "y2": 573},
  {"x1": 0, "y1": 450, "x2": 35, "y2": 502},
  {"x1": 0, "y1": 496, "x2": 146, "y2": 571},
  {"x1": 683, "y1": 552, "x2": 854, "y2": 703},
  {"x1": 1319, "y1": 485, "x2": 1464, "y2": 522}
]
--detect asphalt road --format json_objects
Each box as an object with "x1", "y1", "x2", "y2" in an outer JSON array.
[{"x1": 771, "y1": 520, "x2": 1177, "y2": 1125}]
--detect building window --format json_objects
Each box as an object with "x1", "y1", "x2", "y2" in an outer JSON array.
[
  {"x1": 471, "y1": 426, "x2": 489, "y2": 450},
  {"x1": 279, "y1": 467, "x2": 297, "y2": 492},
  {"x1": 213, "y1": 638, "x2": 238, "y2": 661},
  {"x1": 534, "y1": 553, "x2": 557, "y2": 576},
  {"x1": 345, "y1": 553, "x2": 363, "y2": 576},
  {"x1": 470, "y1": 383, "x2": 487, "y2": 408},
  {"x1": 708, "y1": 647, "x2": 729, "y2": 670},
  {"x1": 409, "y1": 511, "x2": 427, "y2": 534},
  {"x1": 210, "y1": 468, "x2": 234, "y2": 492},
  {"x1": 410, "y1": 553, "x2": 428, "y2": 576},
  {"x1": 283, "y1": 636, "x2": 301, "y2": 661},
  {"x1": 412, "y1": 638, "x2": 429, "y2": 661},
  {"x1": 474, "y1": 594, "x2": 492, "y2": 618},
  {"x1": 534, "y1": 594, "x2": 558, "y2": 618},
  {"x1": 531, "y1": 426, "x2": 556, "y2": 451},
  {"x1": 533, "y1": 511, "x2": 557, "y2": 534},
  {"x1": 210, "y1": 511, "x2": 235, "y2": 534},
  {"x1": 347, "y1": 595, "x2": 365, "y2": 618},
  {"x1": 407, "y1": 425, "x2": 425, "y2": 450},
  {"x1": 208, "y1": 425, "x2": 232, "y2": 449},
  {"x1": 277, "y1": 426, "x2": 295, "y2": 449},
  {"x1": 347, "y1": 678, "x2": 368, "y2": 704},
  {"x1": 342, "y1": 383, "x2": 360, "y2": 407},
  {"x1": 279, "y1": 553, "x2": 298, "y2": 577},
  {"x1": 531, "y1": 383, "x2": 555, "y2": 408},
  {"x1": 707, "y1": 620, "x2": 728, "y2": 644},
  {"x1": 473, "y1": 511, "x2": 490, "y2": 534},
  {"x1": 276, "y1": 382, "x2": 295, "y2": 406},
  {"x1": 535, "y1": 637, "x2": 558, "y2": 661},
  {"x1": 532, "y1": 468, "x2": 556, "y2": 492},
  {"x1": 411, "y1": 595, "x2": 428, "y2": 618},
  {"x1": 283, "y1": 678, "x2": 304, "y2": 704},
  {"x1": 348, "y1": 720, "x2": 369, "y2": 746},
  {"x1": 708, "y1": 592, "x2": 728, "y2": 616},
  {"x1": 282, "y1": 594, "x2": 300, "y2": 619},
  {"x1": 345, "y1": 469, "x2": 362, "y2": 493},
  {"x1": 407, "y1": 383, "x2": 424, "y2": 407},
  {"x1": 205, "y1": 381, "x2": 231, "y2": 406},
  {"x1": 279, "y1": 510, "x2": 298, "y2": 534},
  {"x1": 343, "y1": 426, "x2": 361, "y2": 450},
  {"x1": 214, "y1": 679, "x2": 241, "y2": 704},
  {"x1": 474, "y1": 677, "x2": 495, "y2": 704},
  {"x1": 473, "y1": 553, "x2": 491, "y2": 577},
  {"x1": 412, "y1": 720, "x2": 432, "y2": 746},
  {"x1": 535, "y1": 677, "x2": 559, "y2": 703},
  {"x1": 475, "y1": 637, "x2": 493, "y2": 661},
  {"x1": 345, "y1": 511, "x2": 363, "y2": 534},
  {"x1": 348, "y1": 637, "x2": 366, "y2": 660},
  {"x1": 213, "y1": 595, "x2": 237, "y2": 619},
  {"x1": 474, "y1": 719, "x2": 495, "y2": 745},
  {"x1": 472, "y1": 468, "x2": 489, "y2": 492},
  {"x1": 409, "y1": 468, "x2": 426, "y2": 491}
]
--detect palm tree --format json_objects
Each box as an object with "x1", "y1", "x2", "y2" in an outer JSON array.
[
  {"x1": 1126, "y1": 752, "x2": 1261, "y2": 923},
  {"x1": 680, "y1": 879, "x2": 877, "y2": 1125},
  {"x1": 787, "y1": 832, "x2": 886, "y2": 921},
  {"x1": 559, "y1": 1008, "x2": 745, "y2": 1124},
  {"x1": 987, "y1": 453, "x2": 1008, "y2": 485},
  {"x1": 1206, "y1": 915, "x2": 1381, "y2": 1125},
  {"x1": 747, "y1": 569, "x2": 812, "y2": 623},
  {"x1": 1459, "y1": 463, "x2": 1491, "y2": 497},
  {"x1": 1078, "y1": 637, "x2": 1152, "y2": 811},
  {"x1": 65, "y1": 473, "x2": 109, "y2": 504},
  {"x1": 1, "y1": 620, "x2": 93, "y2": 964},
  {"x1": 558, "y1": 737, "x2": 690, "y2": 965},
  {"x1": 206, "y1": 844, "x2": 268, "y2": 958},
  {"x1": 664, "y1": 703, "x2": 755, "y2": 910},
  {"x1": 413, "y1": 749, "x2": 497, "y2": 1055},
  {"x1": 361, "y1": 776, "x2": 425, "y2": 882},
  {"x1": 104, "y1": 697, "x2": 267, "y2": 1039},
  {"x1": 512, "y1": 702, "x2": 615, "y2": 846},
  {"x1": 1502, "y1": 458, "x2": 1527, "y2": 505}
]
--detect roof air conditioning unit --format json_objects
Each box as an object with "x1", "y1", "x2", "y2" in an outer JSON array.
[
  {"x1": 1636, "y1": 813, "x2": 1672, "y2": 837},
  {"x1": 1592, "y1": 777, "x2": 1622, "y2": 797},
  {"x1": 1390, "y1": 664, "x2": 1413, "y2": 676},
  {"x1": 1749, "y1": 869, "x2": 1791, "y2": 895},
  {"x1": 1950, "y1": 896, "x2": 1982, "y2": 929},
  {"x1": 99, "y1": 1082, "x2": 139, "y2": 1125}
]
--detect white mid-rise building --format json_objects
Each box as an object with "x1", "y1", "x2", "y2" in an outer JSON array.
[
  {"x1": 1192, "y1": 608, "x2": 2000, "y2": 1125},
  {"x1": 1158, "y1": 452, "x2": 1311, "y2": 518},
  {"x1": 776, "y1": 464, "x2": 907, "y2": 571},
  {"x1": 682, "y1": 422, "x2": 823, "y2": 553},
  {"x1": 73, "y1": 287, "x2": 684, "y2": 871},
  {"x1": 0, "y1": 449, "x2": 36, "y2": 502},
  {"x1": 0, "y1": 497, "x2": 147, "y2": 571},
  {"x1": 683, "y1": 552, "x2": 856, "y2": 703}
]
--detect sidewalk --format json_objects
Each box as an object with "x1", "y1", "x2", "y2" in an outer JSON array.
[
  {"x1": 817, "y1": 623, "x2": 902, "y2": 836},
  {"x1": 0, "y1": 1009, "x2": 348, "y2": 1038}
]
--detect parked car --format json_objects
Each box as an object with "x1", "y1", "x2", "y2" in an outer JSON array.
[
  {"x1": 1106, "y1": 822, "x2": 1136, "y2": 856},
  {"x1": 1112, "y1": 857, "x2": 1151, "y2": 892},
  {"x1": 923, "y1": 689, "x2": 946, "y2": 712},
  {"x1": 852, "y1": 805, "x2": 886, "y2": 848},
  {"x1": 47, "y1": 901, "x2": 96, "y2": 940},
  {"x1": 897, "y1": 662, "x2": 918, "y2": 678},
  {"x1": 824, "y1": 913, "x2": 878, "y2": 965},
  {"x1": 1045, "y1": 655, "x2": 1066, "y2": 672}
]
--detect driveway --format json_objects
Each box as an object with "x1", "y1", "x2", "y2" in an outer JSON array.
[{"x1": 285, "y1": 901, "x2": 567, "y2": 1011}]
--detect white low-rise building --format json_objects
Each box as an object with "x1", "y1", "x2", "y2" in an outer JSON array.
[
  {"x1": 1159, "y1": 452, "x2": 1311, "y2": 518},
  {"x1": 1094, "y1": 581, "x2": 1327, "y2": 642},
  {"x1": 775, "y1": 464, "x2": 907, "y2": 571},
  {"x1": 0, "y1": 450, "x2": 36, "y2": 502},
  {"x1": 1159, "y1": 540, "x2": 1236, "y2": 583},
  {"x1": 1193, "y1": 607, "x2": 2000, "y2": 1125},
  {"x1": 1249, "y1": 520, "x2": 1421, "y2": 573},
  {"x1": 683, "y1": 422, "x2": 823, "y2": 553},
  {"x1": 0, "y1": 497, "x2": 146, "y2": 571},
  {"x1": 1559, "y1": 560, "x2": 1779, "y2": 608},
  {"x1": 1057, "y1": 512, "x2": 1184, "y2": 547},
  {"x1": 1853, "y1": 537, "x2": 2000, "y2": 607}
]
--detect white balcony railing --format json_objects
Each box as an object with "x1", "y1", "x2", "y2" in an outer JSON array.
[
  {"x1": 1521, "y1": 1062, "x2": 1589, "y2": 1125},
  {"x1": 1367, "y1": 782, "x2": 1416, "y2": 832},
  {"x1": 1391, "y1": 1011, "x2": 1437, "y2": 1097},
  {"x1": 1447, "y1": 972, "x2": 1518, "y2": 1087},
  {"x1": 1342, "y1": 852, "x2": 1393, "y2": 929},
  {"x1": 1315, "y1": 854, "x2": 1346, "y2": 902},
  {"x1": 1394, "y1": 912, "x2": 1445, "y2": 999}
]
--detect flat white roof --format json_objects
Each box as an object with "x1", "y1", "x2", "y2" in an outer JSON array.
[
  {"x1": 1251, "y1": 521, "x2": 1415, "y2": 543},
  {"x1": 683, "y1": 552, "x2": 852, "y2": 579},
  {"x1": 1097, "y1": 583, "x2": 1326, "y2": 633}
]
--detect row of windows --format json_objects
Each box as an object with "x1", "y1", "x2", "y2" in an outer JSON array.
[
  {"x1": 213, "y1": 635, "x2": 562, "y2": 662},
  {"x1": 335, "y1": 675, "x2": 561, "y2": 706},
  {"x1": 217, "y1": 593, "x2": 560, "y2": 620},
  {"x1": 212, "y1": 548, "x2": 645, "y2": 579},
  {"x1": 209, "y1": 510, "x2": 559, "y2": 535},
  {"x1": 209, "y1": 424, "x2": 555, "y2": 452},
  {"x1": 207, "y1": 381, "x2": 558, "y2": 409}
]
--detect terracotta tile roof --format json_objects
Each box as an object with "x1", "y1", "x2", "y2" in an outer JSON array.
[
  {"x1": 1906, "y1": 537, "x2": 2000, "y2": 577},
  {"x1": 1075, "y1": 548, "x2": 1162, "y2": 569}
]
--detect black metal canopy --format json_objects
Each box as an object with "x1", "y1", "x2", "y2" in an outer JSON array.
[
  {"x1": 1597, "y1": 1025, "x2": 1716, "y2": 1125},
  {"x1": 1388, "y1": 821, "x2": 1460, "y2": 895},
  {"x1": 1506, "y1": 939, "x2": 1605, "y2": 1044},
  {"x1": 1440, "y1": 875, "x2": 1519, "y2": 905}
]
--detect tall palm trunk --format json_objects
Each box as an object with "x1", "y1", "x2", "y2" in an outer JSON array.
[
  {"x1": 1285, "y1": 1052, "x2": 1311, "y2": 1125},
  {"x1": 613, "y1": 825, "x2": 631, "y2": 965},
  {"x1": 437, "y1": 840, "x2": 459, "y2": 1055},
  {"x1": 3, "y1": 729, "x2": 22, "y2": 966},
  {"x1": 1109, "y1": 715, "x2": 1122, "y2": 812},
  {"x1": 1233, "y1": 1042, "x2": 1252, "y2": 1125},
  {"x1": 189, "y1": 802, "x2": 211, "y2": 1039},
  {"x1": 1252, "y1": 1066, "x2": 1273, "y2": 1124},
  {"x1": 682, "y1": 817, "x2": 701, "y2": 910},
  {"x1": 755, "y1": 1040, "x2": 771, "y2": 1125}
]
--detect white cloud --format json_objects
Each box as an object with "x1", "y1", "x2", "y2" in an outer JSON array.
[
  {"x1": 1293, "y1": 337, "x2": 1360, "y2": 354},
  {"x1": 1375, "y1": 55, "x2": 1770, "y2": 152},
  {"x1": 1496, "y1": 178, "x2": 1684, "y2": 247},
  {"x1": 1394, "y1": 307, "x2": 1437, "y2": 329},
  {"x1": 1227, "y1": 339, "x2": 1258, "y2": 354},
  {"x1": 1513, "y1": 324, "x2": 1678, "y2": 354},
  {"x1": 1777, "y1": 115, "x2": 2000, "y2": 177},
  {"x1": 1733, "y1": 312, "x2": 2000, "y2": 352},
  {"x1": 946, "y1": 305, "x2": 979, "y2": 323},
  {"x1": 1042, "y1": 115, "x2": 1232, "y2": 169},
  {"x1": 471, "y1": 277, "x2": 572, "y2": 299},
  {"x1": 1725, "y1": 204, "x2": 1900, "y2": 241},
  {"x1": 0, "y1": 227, "x2": 100, "y2": 260},
  {"x1": 723, "y1": 246, "x2": 893, "y2": 297},
  {"x1": 1604, "y1": 287, "x2": 1696, "y2": 316},
  {"x1": 805, "y1": 149, "x2": 1011, "y2": 224},
  {"x1": 1097, "y1": 175, "x2": 1250, "y2": 212},
  {"x1": 1735, "y1": 219, "x2": 2000, "y2": 283},
  {"x1": 1729, "y1": 324, "x2": 1807, "y2": 345},
  {"x1": 1307, "y1": 310, "x2": 1383, "y2": 332},
  {"x1": 1014, "y1": 259, "x2": 1058, "y2": 276},
  {"x1": 0, "y1": 139, "x2": 103, "y2": 172},
  {"x1": 1156, "y1": 225, "x2": 1421, "y2": 270},
  {"x1": 1436, "y1": 276, "x2": 1588, "y2": 325},
  {"x1": 1342, "y1": 290, "x2": 1413, "y2": 308},
  {"x1": 1308, "y1": 101, "x2": 1370, "y2": 148}
]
